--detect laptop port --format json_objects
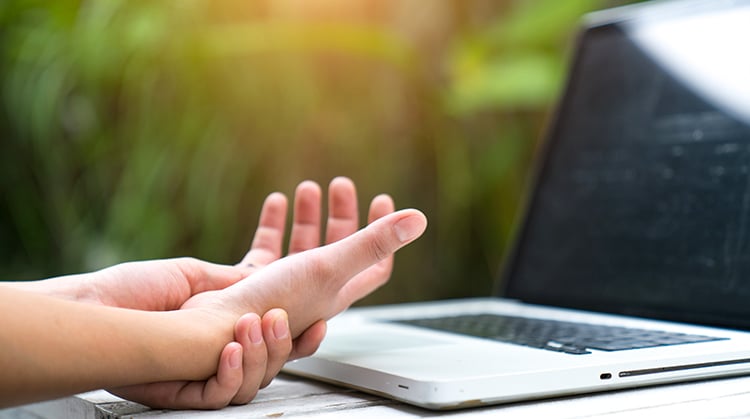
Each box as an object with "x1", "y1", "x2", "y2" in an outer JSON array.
[{"x1": 600, "y1": 373, "x2": 612, "y2": 380}]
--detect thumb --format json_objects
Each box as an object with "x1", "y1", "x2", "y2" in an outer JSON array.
[{"x1": 319, "y1": 208, "x2": 427, "y2": 287}]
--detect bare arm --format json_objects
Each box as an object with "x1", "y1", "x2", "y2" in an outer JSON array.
[{"x1": 0, "y1": 287, "x2": 229, "y2": 407}]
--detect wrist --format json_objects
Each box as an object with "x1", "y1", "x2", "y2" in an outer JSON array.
[{"x1": 160, "y1": 307, "x2": 237, "y2": 380}]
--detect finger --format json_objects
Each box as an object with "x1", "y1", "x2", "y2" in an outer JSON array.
[
  {"x1": 325, "y1": 176, "x2": 359, "y2": 244},
  {"x1": 259, "y1": 309, "x2": 293, "y2": 388},
  {"x1": 367, "y1": 193, "x2": 397, "y2": 274},
  {"x1": 197, "y1": 342, "x2": 244, "y2": 408},
  {"x1": 323, "y1": 209, "x2": 427, "y2": 311},
  {"x1": 178, "y1": 258, "x2": 251, "y2": 296},
  {"x1": 325, "y1": 209, "x2": 425, "y2": 278},
  {"x1": 290, "y1": 320, "x2": 327, "y2": 360},
  {"x1": 288, "y1": 181, "x2": 323, "y2": 254},
  {"x1": 368, "y1": 194, "x2": 396, "y2": 223},
  {"x1": 238, "y1": 192, "x2": 289, "y2": 268},
  {"x1": 346, "y1": 193, "x2": 399, "y2": 290},
  {"x1": 108, "y1": 342, "x2": 244, "y2": 410},
  {"x1": 230, "y1": 313, "x2": 268, "y2": 405}
]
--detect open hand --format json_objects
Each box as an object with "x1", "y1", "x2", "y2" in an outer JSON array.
[
  {"x1": 182, "y1": 178, "x2": 427, "y2": 340},
  {"x1": 110, "y1": 177, "x2": 420, "y2": 409}
]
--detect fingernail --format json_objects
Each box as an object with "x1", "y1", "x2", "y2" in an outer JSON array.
[
  {"x1": 229, "y1": 347, "x2": 242, "y2": 369},
  {"x1": 394, "y1": 213, "x2": 426, "y2": 243},
  {"x1": 273, "y1": 313, "x2": 289, "y2": 340},
  {"x1": 249, "y1": 317, "x2": 263, "y2": 345}
]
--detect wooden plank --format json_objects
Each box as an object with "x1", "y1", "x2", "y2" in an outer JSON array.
[
  {"x1": 5, "y1": 374, "x2": 750, "y2": 418},
  {"x1": 0, "y1": 395, "x2": 100, "y2": 419},
  {"x1": 94, "y1": 375, "x2": 400, "y2": 418}
]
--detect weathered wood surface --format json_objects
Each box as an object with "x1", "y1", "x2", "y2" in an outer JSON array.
[{"x1": 4, "y1": 373, "x2": 750, "y2": 418}]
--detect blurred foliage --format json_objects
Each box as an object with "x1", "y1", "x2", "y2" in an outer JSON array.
[{"x1": 0, "y1": 0, "x2": 632, "y2": 304}]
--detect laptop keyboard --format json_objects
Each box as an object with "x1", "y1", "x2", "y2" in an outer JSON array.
[{"x1": 392, "y1": 314, "x2": 726, "y2": 355}]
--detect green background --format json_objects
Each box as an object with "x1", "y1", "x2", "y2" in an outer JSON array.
[{"x1": 0, "y1": 0, "x2": 636, "y2": 305}]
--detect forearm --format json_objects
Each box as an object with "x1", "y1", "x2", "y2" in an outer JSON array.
[
  {"x1": 0, "y1": 287, "x2": 230, "y2": 407},
  {"x1": 1, "y1": 273, "x2": 99, "y2": 303}
]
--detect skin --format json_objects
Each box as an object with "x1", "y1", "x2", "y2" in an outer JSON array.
[{"x1": 0, "y1": 177, "x2": 427, "y2": 409}]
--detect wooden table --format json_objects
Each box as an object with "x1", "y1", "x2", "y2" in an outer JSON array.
[{"x1": 4, "y1": 373, "x2": 750, "y2": 418}]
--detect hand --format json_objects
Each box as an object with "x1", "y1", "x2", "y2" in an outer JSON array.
[
  {"x1": 181, "y1": 179, "x2": 427, "y2": 341},
  {"x1": 106, "y1": 177, "x2": 383, "y2": 409},
  {"x1": 107, "y1": 309, "x2": 324, "y2": 409},
  {"x1": 229, "y1": 176, "x2": 399, "y2": 345}
]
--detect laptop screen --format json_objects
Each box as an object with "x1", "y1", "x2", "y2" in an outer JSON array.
[{"x1": 503, "y1": 2, "x2": 750, "y2": 330}]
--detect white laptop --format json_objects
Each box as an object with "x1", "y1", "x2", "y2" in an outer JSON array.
[{"x1": 284, "y1": 0, "x2": 750, "y2": 410}]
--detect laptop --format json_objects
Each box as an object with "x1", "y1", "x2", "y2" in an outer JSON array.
[{"x1": 284, "y1": 0, "x2": 750, "y2": 410}]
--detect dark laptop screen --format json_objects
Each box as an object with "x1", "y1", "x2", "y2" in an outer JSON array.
[{"x1": 504, "y1": 3, "x2": 750, "y2": 330}]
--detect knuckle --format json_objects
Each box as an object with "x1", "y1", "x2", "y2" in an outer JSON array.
[
  {"x1": 369, "y1": 235, "x2": 390, "y2": 262},
  {"x1": 176, "y1": 256, "x2": 201, "y2": 275},
  {"x1": 177, "y1": 256, "x2": 199, "y2": 265}
]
